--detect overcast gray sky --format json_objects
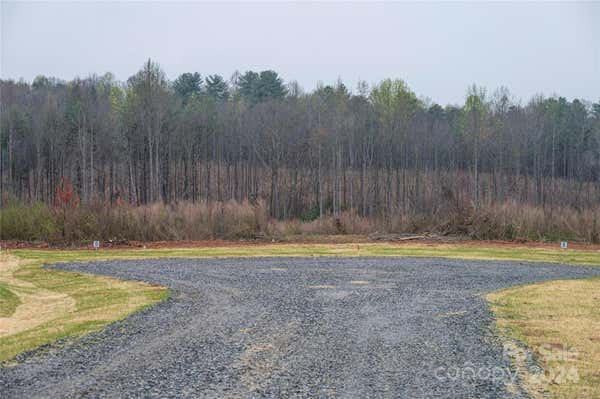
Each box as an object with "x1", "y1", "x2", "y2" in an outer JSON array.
[{"x1": 1, "y1": 1, "x2": 598, "y2": 105}]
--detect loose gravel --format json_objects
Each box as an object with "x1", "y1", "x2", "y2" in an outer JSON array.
[{"x1": 2, "y1": 257, "x2": 600, "y2": 398}]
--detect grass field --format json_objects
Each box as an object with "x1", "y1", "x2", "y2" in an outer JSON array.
[
  {"x1": 488, "y1": 279, "x2": 600, "y2": 399},
  {"x1": 0, "y1": 282, "x2": 21, "y2": 317},
  {"x1": 1, "y1": 242, "x2": 599, "y2": 398},
  {"x1": 10, "y1": 242, "x2": 600, "y2": 266}
]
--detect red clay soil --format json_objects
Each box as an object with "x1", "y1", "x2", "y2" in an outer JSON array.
[
  {"x1": 2, "y1": 237, "x2": 600, "y2": 251},
  {"x1": 0, "y1": 239, "x2": 260, "y2": 251}
]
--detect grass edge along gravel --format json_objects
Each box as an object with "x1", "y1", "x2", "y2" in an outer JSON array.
[
  {"x1": 1, "y1": 241, "x2": 599, "y2": 395},
  {"x1": 487, "y1": 278, "x2": 600, "y2": 399},
  {"x1": 0, "y1": 254, "x2": 168, "y2": 363}
]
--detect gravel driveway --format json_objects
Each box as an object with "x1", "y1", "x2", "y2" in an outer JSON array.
[{"x1": 2, "y1": 257, "x2": 599, "y2": 398}]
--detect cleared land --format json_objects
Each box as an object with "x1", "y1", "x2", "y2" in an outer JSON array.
[
  {"x1": 2, "y1": 256, "x2": 600, "y2": 398},
  {"x1": 1, "y1": 243, "x2": 599, "y2": 398}
]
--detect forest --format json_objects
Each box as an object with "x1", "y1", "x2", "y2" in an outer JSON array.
[{"x1": 1, "y1": 60, "x2": 599, "y2": 243}]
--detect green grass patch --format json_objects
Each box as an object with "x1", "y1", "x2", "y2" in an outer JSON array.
[
  {"x1": 12, "y1": 242, "x2": 600, "y2": 267},
  {"x1": 0, "y1": 283, "x2": 21, "y2": 317}
]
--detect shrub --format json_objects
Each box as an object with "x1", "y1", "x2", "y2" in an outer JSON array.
[
  {"x1": 0, "y1": 202, "x2": 58, "y2": 241},
  {"x1": 1, "y1": 200, "x2": 598, "y2": 244}
]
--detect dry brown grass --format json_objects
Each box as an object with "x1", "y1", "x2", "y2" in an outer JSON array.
[
  {"x1": 102, "y1": 200, "x2": 268, "y2": 241},
  {"x1": 2, "y1": 199, "x2": 599, "y2": 244},
  {"x1": 469, "y1": 202, "x2": 600, "y2": 242},
  {"x1": 487, "y1": 278, "x2": 600, "y2": 398},
  {"x1": 0, "y1": 256, "x2": 76, "y2": 337}
]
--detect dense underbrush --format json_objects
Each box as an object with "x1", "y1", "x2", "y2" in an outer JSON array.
[{"x1": 1, "y1": 200, "x2": 598, "y2": 244}]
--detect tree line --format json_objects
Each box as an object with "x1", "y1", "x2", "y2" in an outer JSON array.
[{"x1": 1, "y1": 59, "x2": 599, "y2": 221}]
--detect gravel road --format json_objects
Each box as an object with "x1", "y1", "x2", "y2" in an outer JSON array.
[{"x1": 2, "y1": 257, "x2": 599, "y2": 398}]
